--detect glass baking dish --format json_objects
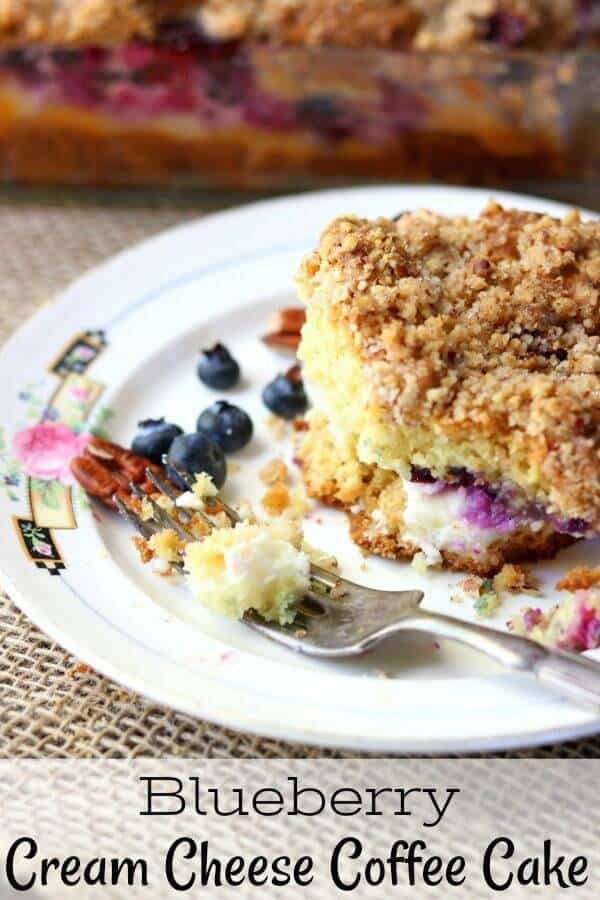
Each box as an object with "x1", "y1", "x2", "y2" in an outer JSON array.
[{"x1": 0, "y1": 30, "x2": 597, "y2": 187}]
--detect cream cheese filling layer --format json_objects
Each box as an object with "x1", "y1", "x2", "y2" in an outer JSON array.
[
  {"x1": 308, "y1": 401, "x2": 522, "y2": 565},
  {"x1": 397, "y1": 480, "x2": 516, "y2": 566}
]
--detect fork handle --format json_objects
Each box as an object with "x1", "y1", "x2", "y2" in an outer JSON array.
[
  {"x1": 533, "y1": 652, "x2": 600, "y2": 709},
  {"x1": 410, "y1": 609, "x2": 600, "y2": 709}
]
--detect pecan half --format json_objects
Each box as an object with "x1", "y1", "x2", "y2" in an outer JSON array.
[
  {"x1": 71, "y1": 437, "x2": 162, "y2": 508},
  {"x1": 261, "y1": 308, "x2": 305, "y2": 352}
]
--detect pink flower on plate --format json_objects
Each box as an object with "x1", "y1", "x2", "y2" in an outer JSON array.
[
  {"x1": 12, "y1": 422, "x2": 91, "y2": 485},
  {"x1": 35, "y1": 541, "x2": 53, "y2": 557},
  {"x1": 69, "y1": 385, "x2": 92, "y2": 401}
]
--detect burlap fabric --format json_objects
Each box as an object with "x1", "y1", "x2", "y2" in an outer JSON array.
[{"x1": 1, "y1": 184, "x2": 598, "y2": 760}]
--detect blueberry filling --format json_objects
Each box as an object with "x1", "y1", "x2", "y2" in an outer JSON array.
[
  {"x1": 446, "y1": 466, "x2": 476, "y2": 487},
  {"x1": 576, "y1": 0, "x2": 600, "y2": 41},
  {"x1": 484, "y1": 12, "x2": 529, "y2": 47},
  {"x1": 380, "y1": 78, "x2": 429, "y2": 135},
  {"x1": 0, "y1": 25, "x2": 426, "y2": 143},
  {"x1": 296, "y1": 95, "x2": 359, "y2": 141},
  {"x1": 408, "y1": 466, "x2": 592, "y2": 537},
  {"x1": 409, "y1": 466, "x2": 436, "y2": 484}
]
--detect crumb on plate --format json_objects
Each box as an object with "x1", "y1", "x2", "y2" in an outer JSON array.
[
  {"x1": 262, "y1": 481, "x2": 290, "y2": 515},
  {"x1": 510, "y1": 588, "x2": 600, "y2": 651},
  {"x1": 133, "y1": 534, "x2": 154, "y2": 564},
  {"x1": 148, "y1": 528, "x2": 181, "y2": 563},
  {"x1": 451, "y1": 575, "x2": 501, "y2": 617},
  {"x1": 264, "y1": 414, "x2": 288, "y2": 441},
  {"x1": 556, "y1": 567, "x2": 600, "y2": 592},
  {"x1": 493, "y1": 563, "x2": 539, "y2": 593},
  {"x1": 260, "y1": 457, "x2": 289, "y2": 485}
]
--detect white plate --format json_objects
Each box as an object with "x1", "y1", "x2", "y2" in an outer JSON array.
[{"x1": 1, "y1": 185, "x2": 598, "y2": 753}]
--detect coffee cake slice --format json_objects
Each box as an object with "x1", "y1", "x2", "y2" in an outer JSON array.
[{"x1": 296, "y1": 202, "x2": 599, "y2": 575}]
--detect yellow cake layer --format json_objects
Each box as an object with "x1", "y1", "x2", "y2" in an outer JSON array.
[{"x1": 297, "y1": 204, "x2": 600, "y2": 530}]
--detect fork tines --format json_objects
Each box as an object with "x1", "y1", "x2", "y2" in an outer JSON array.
[
  {"x1": 162, "y1": 457, "x2": 242, "y2": 526},
  {"x1": 113, "y1": 494, "x2": 157, "y2": 541},
  {"x1": 129, "y1": 481, "x2": 194, "y2": 541},
  {"x1": 115, "y1": 461, "x2": 334, "y2": 593}
]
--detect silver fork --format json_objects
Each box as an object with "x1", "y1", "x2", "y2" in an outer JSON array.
[{"x1": 115, "y1": 465, "x2": 600, "y2": 710}]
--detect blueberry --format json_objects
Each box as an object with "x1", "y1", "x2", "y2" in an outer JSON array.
[
  {"x1": 484, "y1": 11, "x2": 528, "y2": 46},
  {"x1": 296, "y1": 94, "x2": 356, "y2": 141},
  {"x1": 131, "y1": 418, "x2": 183, "y2": 464},
  {"x1": 262, "y1": 365, "x2": 308, "y2": 420},
  {"x1": 197, "y1": 343, "x2": 240, "y2": 389},
  {"x1": 205, "y1": 59, "x2": 251, "y2": 106},
  {"x1": 50, "y1": 49, "x2": 81, "y2": 67},
  {"x1": 196, "y1": 400, "x2": 253, "y2": 453},
  {"x1": 166, "y1": 432, "x2": 227, "y2": 490}
]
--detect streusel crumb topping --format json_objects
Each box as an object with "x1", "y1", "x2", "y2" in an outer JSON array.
[
  {"x1": 298, "y1": 202, "x2": 600, "y2": 528},
  {"x1": 197, "y1": 0, "x2": 591, "y2": 49},
  {"x1": 0, "y1": 0, "x2": 592, "y2": 48},
  {"x1": 0, "y1": 0, "x2": 190, "y2": 45}
]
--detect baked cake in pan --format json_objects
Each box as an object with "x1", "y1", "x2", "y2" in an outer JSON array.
[
  {"x1": 297, "y1": 201, "x2": 600, "y2": 575},
  {"x1": 0, "y1": 1, "x2": 596, "y2": 186}
]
